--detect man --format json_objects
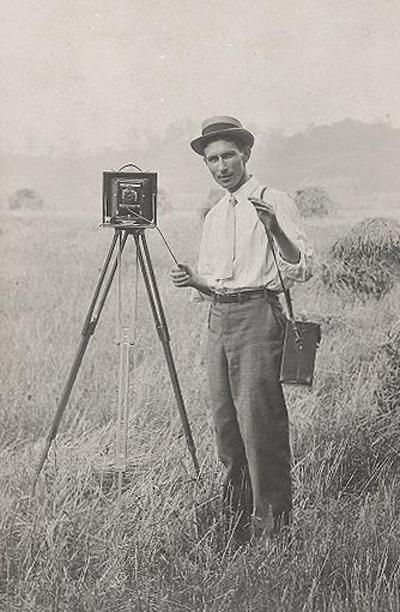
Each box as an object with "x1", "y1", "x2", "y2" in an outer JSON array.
[{"x1": 170, "y1": 116, "x2": 315, "y2": 544}]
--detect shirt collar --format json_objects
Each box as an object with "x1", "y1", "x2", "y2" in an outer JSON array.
[{"x1": 227, "y1": 175, "x2": 260, "y2": 204}]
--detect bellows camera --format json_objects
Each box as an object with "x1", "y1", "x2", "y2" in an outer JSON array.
[{"x1": 103, "y1": 171, "x2": 157, "y2": 229}]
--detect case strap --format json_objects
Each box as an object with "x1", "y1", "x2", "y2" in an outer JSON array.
[{"x1": 260, "y1": 186, "x2": 302, "y2": 345}]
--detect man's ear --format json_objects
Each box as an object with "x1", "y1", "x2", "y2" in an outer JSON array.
[{"x1": 242, "y1": 147, "x2": 251, "y2": 164}]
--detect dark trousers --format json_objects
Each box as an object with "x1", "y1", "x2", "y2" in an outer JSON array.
[{"x1": 207, "y1": 294, "x2": 292, "y2": 538}]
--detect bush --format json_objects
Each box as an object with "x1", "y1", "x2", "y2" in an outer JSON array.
[
  {"x1": 294, "y1": 186, "x2": 333, "y2": 217},
  {"x1": 9, "y1": 188, "x2": 44, "y2": 211}
]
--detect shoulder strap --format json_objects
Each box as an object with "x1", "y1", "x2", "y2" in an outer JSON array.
[{"x1": 260, "y1": 186, "x2": 295, "y2": 322}]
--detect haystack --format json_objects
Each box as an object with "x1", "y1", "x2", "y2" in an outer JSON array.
[
  {"x1": 321, "y1": 217, "x2": 400, "y2": 300},
  {"x1": 199, "y1": 188, "x2": 224, "y2": 220},
  {"x1": 375, "y1": 327, "x2": 400, "y2": 412},
  {"x1": 294, "y1": 186, "x2": 333, "y2": 217}
]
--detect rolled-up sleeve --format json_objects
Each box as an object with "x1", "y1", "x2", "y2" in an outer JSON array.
[{"x1": 274, "y1": 192, "x2": 317, "y2": 283}]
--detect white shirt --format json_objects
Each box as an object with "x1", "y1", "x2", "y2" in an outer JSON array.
[{"x1": 198, "y1": 175, "x2": 315, "y2": 293}]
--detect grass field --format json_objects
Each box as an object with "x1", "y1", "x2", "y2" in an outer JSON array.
[{"x1": 1, "y1": 203, "x2": 400, "y2": 611}]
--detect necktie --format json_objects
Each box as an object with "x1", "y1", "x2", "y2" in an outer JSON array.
[
  {"x1": 217, "y1": 194, "x2": 238, "y2": 280},
  {"x1": 229, "y1": 193, "x2": 238, "y2": 265}
]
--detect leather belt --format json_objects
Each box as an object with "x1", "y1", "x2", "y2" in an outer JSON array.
[{"x1": 211, "y1": 288, "x2": 276, "y2": 304}]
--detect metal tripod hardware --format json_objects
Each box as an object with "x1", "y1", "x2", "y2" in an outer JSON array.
[
  {"x1": 32, "y1": 229, "x2": 199, "y2": 494},
  {"x1": 114, "y1": 229, "x2": 136, "y2": 480},
  {"x1": 115, "y1": 326, "x2": 131, "y2": 472}
]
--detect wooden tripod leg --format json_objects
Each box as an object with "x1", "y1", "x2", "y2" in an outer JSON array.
[{"x1": 134, "y1": 231, "x2": 200, "y2": 477}]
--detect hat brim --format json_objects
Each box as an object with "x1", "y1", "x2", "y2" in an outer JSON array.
[{"x1": 190, "y1": 128, "x2": 255, "y2": 156}]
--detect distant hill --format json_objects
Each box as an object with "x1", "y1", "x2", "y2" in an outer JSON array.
[
  {"x1": 1, "y1": 119, "x2": 399, "y2": 212},
  {"x1": 252, "y1": 119, "x2": 400, "y2": 195}
]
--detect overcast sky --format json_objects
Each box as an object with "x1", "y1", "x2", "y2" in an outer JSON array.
[{"x1": 2, "y1": 0, "x2": 399, "y2": 154}]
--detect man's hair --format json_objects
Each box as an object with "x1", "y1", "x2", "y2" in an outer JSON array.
[{"x1": 203, "y1": 135, "x2": 250, "y2": 156}]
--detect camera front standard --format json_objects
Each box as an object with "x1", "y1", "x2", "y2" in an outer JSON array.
[{"x1": 103, "y1": 171, "x2": 157, "y2": 229}]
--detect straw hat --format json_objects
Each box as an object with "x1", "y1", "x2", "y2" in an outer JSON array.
[{"x1": 190, "y1": 115, "x2": 255, "y2": 155}]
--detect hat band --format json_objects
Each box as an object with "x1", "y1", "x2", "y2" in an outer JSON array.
[{"x1": 202, "y1": 122, "x2": 241, "y2": 136}]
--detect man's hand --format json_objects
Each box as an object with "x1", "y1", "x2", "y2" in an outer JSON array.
[
  {"x1": 248, "y1": 197, "x2": 281, "y2": 235},
  {"x1": 248, "y1": 197, "x2": 300, "y2": 264},
  {"x1": 170, "y1": 263, "x2": 212, "y2": 295},
  {"x1": 170, "y1": 263, "x2": 195, "y2": 288}
]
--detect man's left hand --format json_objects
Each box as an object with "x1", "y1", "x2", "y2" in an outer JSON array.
[
  {"x1": 249, "y1": 197, "x2": 301, "y2": 264},
  {"x1": 248, "y1": 197, "x2": 280, "y2": 235}
]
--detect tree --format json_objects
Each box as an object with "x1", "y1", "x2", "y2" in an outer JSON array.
[
  {"x1": 8, "y1": 188, "x2": 44, "y2": 211},
  {"x1": 158, "y1": 188, "x2": 172, "y2": 213}
]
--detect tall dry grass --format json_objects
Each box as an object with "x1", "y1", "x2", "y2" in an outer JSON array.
[{"x1": 1, "y1": 209, "x2": 400, "y2": 611}]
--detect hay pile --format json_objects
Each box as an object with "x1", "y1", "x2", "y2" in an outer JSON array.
[
  {"x1": 321, "y1": 217, "x2": 400, "y2": 299},
  {"x1": 294, "y1": 186, "x2": 333, "y2": 217},
  {"x1": 375, "y1": 327, "x2": 400, "y2": 412},
  {"x1": 199, "y1": 188, "x2": 224, "y2": 219}
]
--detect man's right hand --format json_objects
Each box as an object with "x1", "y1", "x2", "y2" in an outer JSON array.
[
  {"x1": 170, "y1": 263, "x2": 196, "y2": 288},
  {"x1": 170, "y1": 263, "x2": 211, "y2": 295}
]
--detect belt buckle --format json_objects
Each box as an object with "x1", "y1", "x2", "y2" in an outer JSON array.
[{"x1": 213, "y1": 288, "x2": 226, "y2": 304}]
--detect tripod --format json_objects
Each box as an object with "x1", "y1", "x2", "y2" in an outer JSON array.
[{"x1": 32, "y1": 228, "x2": 199, "y2": 493}]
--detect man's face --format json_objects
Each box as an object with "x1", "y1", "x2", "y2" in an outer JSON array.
[{"x1": 203, "y1": 139, "x2": 250, "y2": 193}]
